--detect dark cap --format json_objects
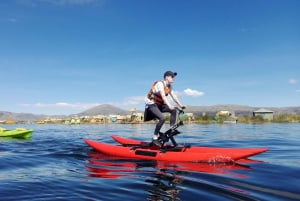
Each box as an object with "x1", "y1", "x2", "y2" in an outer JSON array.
[{"x1": 164, "y1": 71, "x2": 177, "y2": 78}]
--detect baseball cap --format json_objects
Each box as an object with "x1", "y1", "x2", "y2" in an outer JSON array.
[{"x1": 164, "y1": 71, "x2": 177, "y2": 78}]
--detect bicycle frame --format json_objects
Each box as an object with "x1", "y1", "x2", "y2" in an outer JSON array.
[{"x1": 158, "y1": 108, "x2": 185, "y2": 147}]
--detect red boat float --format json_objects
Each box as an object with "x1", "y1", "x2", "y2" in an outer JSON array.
[{"x1": 84, "y1": 136, "x2": 268, "y2": 163}]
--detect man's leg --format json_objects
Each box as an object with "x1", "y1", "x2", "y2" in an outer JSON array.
[
  {"x1": 147, "y1": 104, "x2": 165, "y2": 136},
  {"x1": 161, "y1": 105, "x2": 177, "y2": 127},
  {"x1": 161, "y1": 105, "x2": 180, "y2": 137}
]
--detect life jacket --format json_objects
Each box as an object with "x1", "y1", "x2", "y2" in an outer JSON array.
[{"x1": 147, "y1": 81, "x2": 171, "y2": 105}]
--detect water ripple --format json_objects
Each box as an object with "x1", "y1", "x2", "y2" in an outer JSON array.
[{"x1": 1, "y1": 124, "x2": 300, "y2": 200}]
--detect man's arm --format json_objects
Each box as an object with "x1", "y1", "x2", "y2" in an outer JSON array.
[
  {"x1": 170, "y1": 91, "x2": 184, "y2": 108},
  {"x1": 160, "y1": 89, "x2": 174, "y2": 110}
]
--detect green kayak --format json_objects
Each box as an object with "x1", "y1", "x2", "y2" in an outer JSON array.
[{"x1": 0, "y1": 128, "x2": 33, "y2": 139}]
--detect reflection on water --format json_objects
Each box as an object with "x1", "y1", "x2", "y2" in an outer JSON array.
[
  {"x1": 146, "y1": 171, "x2": 182, "y2": 201},
  {"x1": 0, "y1": 137, "x2": 31, "y2": 142},
  {"x1": 85, "y1": 152, "x2": 254, "y2": 177},
  {"x1": 86, "y1": 151, "x2": 261, "y2": 201}
]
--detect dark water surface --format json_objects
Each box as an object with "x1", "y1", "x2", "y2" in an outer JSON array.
[{"x1": 1, "y1": 123, "x2": 299, "y2": 201}]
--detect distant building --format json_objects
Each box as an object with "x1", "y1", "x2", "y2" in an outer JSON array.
[
  {"x1": 36, "y1": 120, "x2": 45, "y2": 124},
  {"x1": 253, "y1": 108, "x2": 274, "y2": 120},
  {"x1": 129, "y1": 112, "x2": 144, "y2": 122},
  {"x1": 216, "y1": 110, "x2": 235, "y2": 117},
  {"x1": 70, "y1": 118, "x2": 80, "y2": 124},
  {"x1": 185, "y1": 113, "x2": 195, "y2": 122},
  {"x1": 215, "y1": 110, "x2": 237, "y2": 123},
  {"x1": 129, "y1": 108, "x2": 144, "y2": 122},
  {"x1": 5, "y1": 119, "x2": 15, "y2": 124}
]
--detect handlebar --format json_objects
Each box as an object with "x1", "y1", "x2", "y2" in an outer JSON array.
[
  {"x1": 175, "y1": 106, "x2": 185, "y2": 113},
  {"x1": 174, "y1": 106, "x2": 185, "y2": 121}
]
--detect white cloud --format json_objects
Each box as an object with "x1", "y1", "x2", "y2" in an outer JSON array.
[
  {"x1": 174, "y1": 88, "x2": 204, "y2": 97},
  {"x1": 20, "y1": 102, "x2": 101, "y2": 110},
  {"x1": 289, "y1": 79, "x2": 297, "y2": 84},
  {"x1": 296, "y1": 90, "x2": 300, "y2": 93},
  {"x1": 182, "y1": 88, "x2": 204, "y2": 97}
]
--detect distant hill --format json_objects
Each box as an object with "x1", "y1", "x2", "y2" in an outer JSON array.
[
  {"x1": 0, "y1": 111, "x2": 65, "y2": 122},
  {"x1": 78, "y1": 104, "x2": 130, "y2": 116},
  {"x1": 185, "y1": 104, "x2": 300, "y2": 116},
  {"x1": 1, "y1": 104, "x2": 300, "y2": 122}
]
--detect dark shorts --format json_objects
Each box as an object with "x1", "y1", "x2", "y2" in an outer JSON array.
[{"x1": 144, "y1": 104, "x2": 172, "y2": 121}]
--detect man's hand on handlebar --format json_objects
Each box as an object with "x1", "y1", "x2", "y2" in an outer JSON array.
[{"x1": 174, "y1": 106, "x2": 186, "y2": 112}]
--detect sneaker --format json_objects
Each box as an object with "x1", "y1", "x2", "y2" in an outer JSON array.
[
  {"x1": 152, "y1": 134, "x2": 159, "y2": 140},
  {"x1": 151, "y1": 134, "x2": 161, "y2": 146},
  {"x1": 152, "y1": 139, "x2": 162, "y2": 146}
]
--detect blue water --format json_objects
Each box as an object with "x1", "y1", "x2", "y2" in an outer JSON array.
[{"x1": 1, "y1": 123, "x2": 300, "y2": 201}]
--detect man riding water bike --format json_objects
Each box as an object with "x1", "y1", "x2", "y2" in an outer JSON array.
[{"x1": 144, "y1": 71, "x2": 186, "y2": 146}]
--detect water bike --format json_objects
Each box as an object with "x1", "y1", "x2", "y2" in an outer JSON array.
[{"x1": 84, "y1": 108, "x2": 268, "y2": 163}]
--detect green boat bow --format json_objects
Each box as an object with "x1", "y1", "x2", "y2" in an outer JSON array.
[{"x1": 0, "y1": 128, "x2": 33, "y2": 139}]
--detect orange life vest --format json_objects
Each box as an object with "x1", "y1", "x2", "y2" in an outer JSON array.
[{"x1": 147, "y1": 81, "x2": 171, "y2": 105}]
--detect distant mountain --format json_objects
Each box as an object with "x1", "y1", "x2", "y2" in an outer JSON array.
[
  {"x1": 1, "y1": 104, "x2": 300, "y2": 122},
  {"x1": 0, "y1": 111, "x2": 64, "y2": 122},
  {"x1": 78, "y1": 104, "x2": 130, "y2": 116}
]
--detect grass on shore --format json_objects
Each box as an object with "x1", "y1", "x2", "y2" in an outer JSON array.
[{"x1": 189, "y1": 114, "x2": 300, "y2": 124}]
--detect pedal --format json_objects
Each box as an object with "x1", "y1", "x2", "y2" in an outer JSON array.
[
  {"x1": 130, "y1": 146, "x2": 139, "y2": 150},
  {"x1": 160, "y1": 146, "x2": 182, "y2": 153},
  {"x1": 171, "y1": 129, "x2": 181, "y2": 135}
]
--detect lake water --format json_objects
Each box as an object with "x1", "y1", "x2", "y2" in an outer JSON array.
[{"x1": 0, "y1": 123, "x2": 300, "y2": 201}]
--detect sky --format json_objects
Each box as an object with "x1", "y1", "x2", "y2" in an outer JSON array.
[{"x1": 0, "y1": 0, "x2": 299, "y2": 115}]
